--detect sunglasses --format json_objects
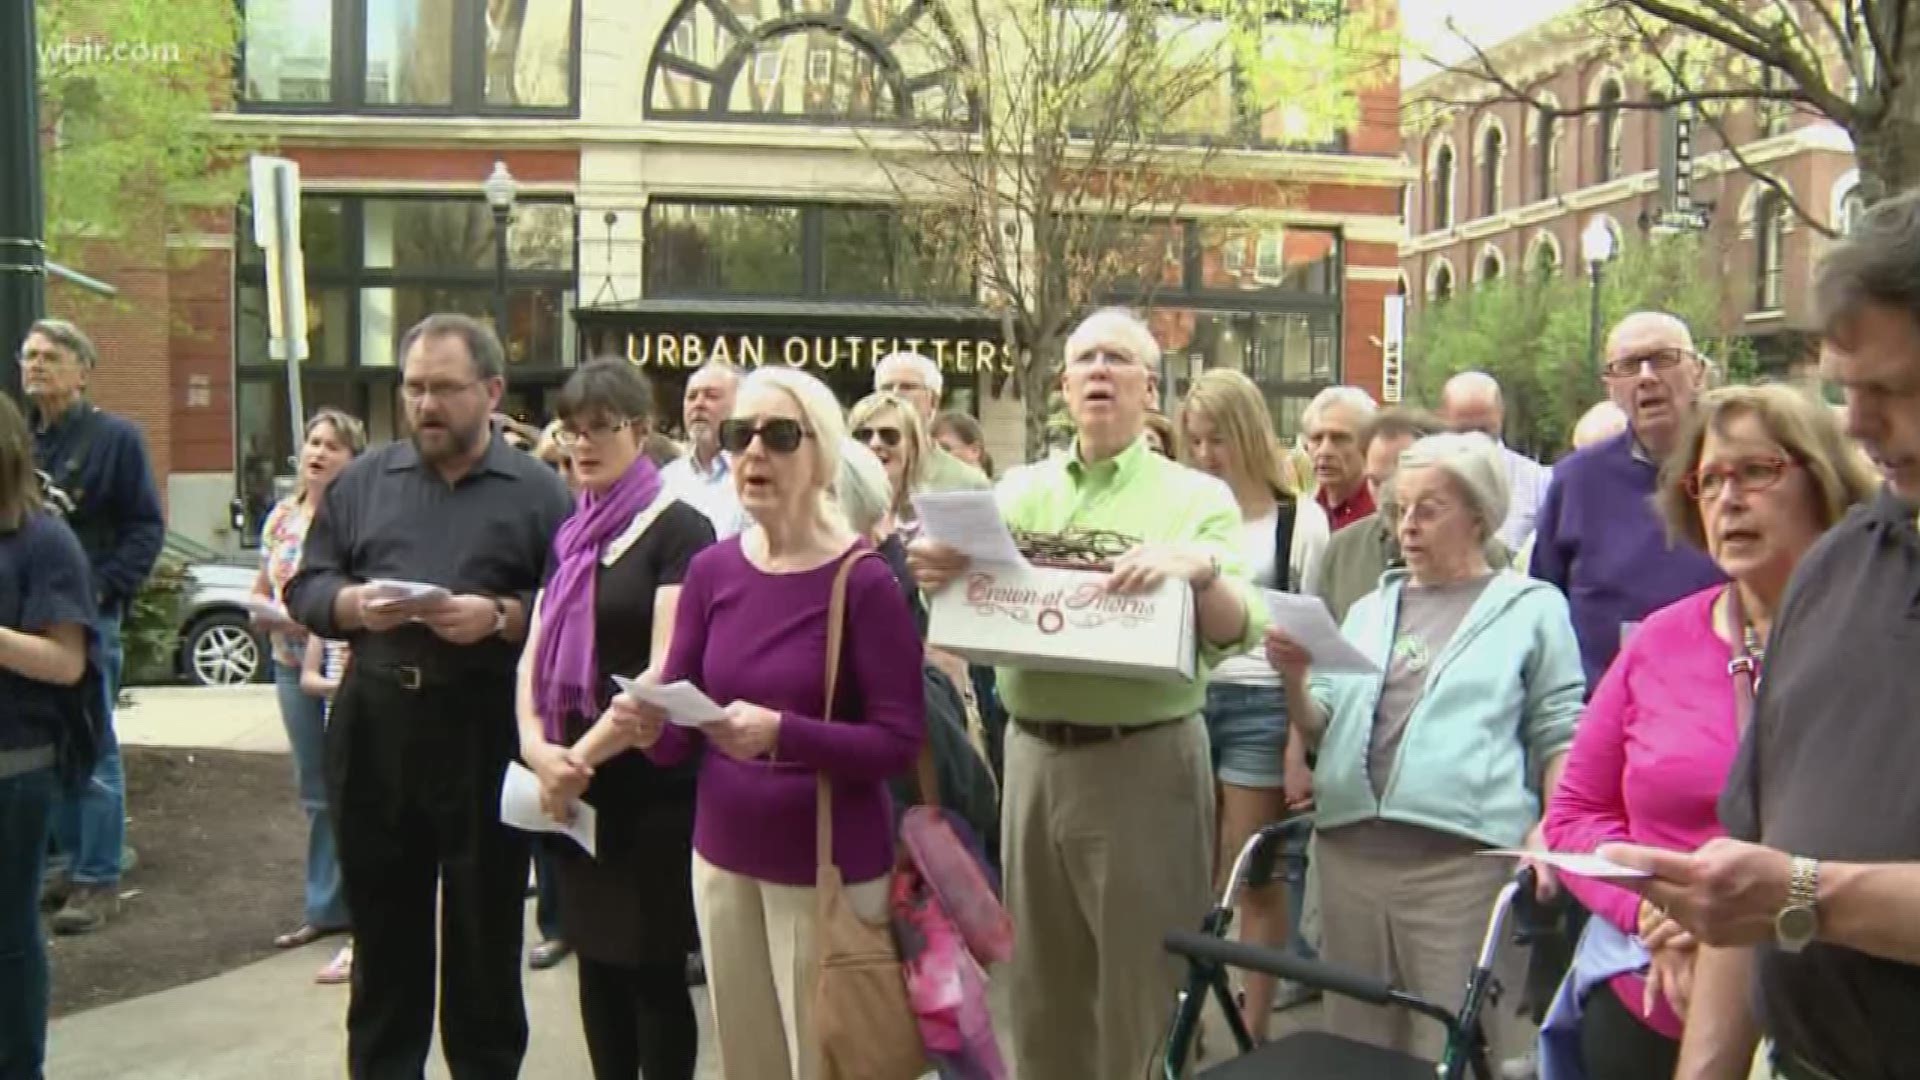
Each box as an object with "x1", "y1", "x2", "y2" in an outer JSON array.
[
  {"x1": 1603, "y1": 347, "x2": 1697, "y2": 379},
  {"x1": 719, "y1": 417, "x2": 811, "y2": 454},
  {"x1": 853, "y1": 425, "x2": 904, "y2": 449}
]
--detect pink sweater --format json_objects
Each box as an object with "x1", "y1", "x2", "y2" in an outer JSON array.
[{"x1": 1542, "y1": 585, "x2": 1743, "y2": 1040}]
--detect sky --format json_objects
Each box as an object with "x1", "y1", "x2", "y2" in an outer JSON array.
[{"x1": 1401, "y1": 0, "x2": 1585, "y2": 85}]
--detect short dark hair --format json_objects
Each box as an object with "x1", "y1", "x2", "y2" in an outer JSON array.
[
  {"x1": 554, "y1": 358, "x2": 653, "y2": 426},
  {"x1": 398, "y1": 313, "x2": 505, "y2": 381},
  {"x1": 1817, "y1": 188, "x2": 1920, "y2": 343},
  {"x1": 1362, "y1": 407, "x2": 1446, "y2": 451}
]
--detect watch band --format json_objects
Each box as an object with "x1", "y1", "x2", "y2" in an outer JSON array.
[
  {"x1": 1789, "y1": 856, "x2": 1821, "y2": 909},
  {"x1": 491, "y1": 597, "x2": 510, "y2": 636}
]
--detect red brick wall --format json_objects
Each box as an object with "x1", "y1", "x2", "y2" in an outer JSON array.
[
  {"x1": 282, "y1": 146, "x2": 579, "y2": 185},
  {"x1": 1343, "y1": 280, "x2": 1390, "y2": 402},
  {"x1": 169, "y1": 238, "x2": 235, "y2": 474}
]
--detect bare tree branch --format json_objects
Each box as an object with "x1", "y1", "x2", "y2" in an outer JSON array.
[{"x1": 1617, "y1": 0, "x2": 1861, "y2": 124}]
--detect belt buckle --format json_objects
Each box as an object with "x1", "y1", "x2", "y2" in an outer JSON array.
[{"x1": 394, "y1": 664, "x2": 423, "y2": 691}]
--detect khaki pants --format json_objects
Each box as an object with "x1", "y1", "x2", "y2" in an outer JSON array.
[
  {"x1": 691, "y1": 852, "x2": 890, "y2": 1080},
  {"x1": 1316, "y1": 822, "x2": 1534, "y2": 1065},
  {"x1": 1004, "y1": 714, "x2": 1214, "y2": 1080}
]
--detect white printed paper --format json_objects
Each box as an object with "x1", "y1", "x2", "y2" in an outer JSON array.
[
  {"x1": 1481, "y1": 850, "x2": 1651, "y2": 880},
  {"x1": 611, "y1": 675, "x2": 728, "y2": 727},
  {"x1": 240, "y1": 595, "x2": 292, "y2": 623},
  {"x1": 499, "y1": 762, "x2": 597, "y2": 857},
  {"x1": 909, "y1": 490, "x2": 1027, "y2": 567},
  {"x1": 364, "y1": 578, "x2": 451, "y2": 610},
  {"x1": 1262, "y1": 591, "x2": 1381, "y2": 675}
]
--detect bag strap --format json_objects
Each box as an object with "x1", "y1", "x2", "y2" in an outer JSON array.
[
  {"x1": 1272, "y1": 492, "x2": 1297, "y2": 591},
  {"x1": 815, "y1": 548, "x2": 943, "y2": 876},
  {"x1": 1724, "y1": 584, "x2": 1761, "y2": 734}
]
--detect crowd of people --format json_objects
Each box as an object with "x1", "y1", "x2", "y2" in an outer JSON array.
[{"x1": 5, "y1": 194, "x2": 1920, "y2": 1080}]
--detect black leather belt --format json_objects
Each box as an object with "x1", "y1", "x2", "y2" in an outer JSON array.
[
  {"x1": 1014, "y1": 715, "x2": 1182, "y2": 749},
  {"x1": 362, "y1": 661, "x2": 460, "y2": 692}
]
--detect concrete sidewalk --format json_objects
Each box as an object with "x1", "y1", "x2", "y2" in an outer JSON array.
[{"x1": 117, "y1": 684, "x2": 287, "y2": 753}]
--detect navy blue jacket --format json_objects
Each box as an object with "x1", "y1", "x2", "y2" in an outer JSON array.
[{"x1": 32, "y1": 402, "x2": 166, "y2": 613}]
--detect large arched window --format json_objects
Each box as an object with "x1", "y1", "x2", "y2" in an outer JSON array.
[
  {"x1": 1527, "y1": 230, "x2": 1562, "y2": 276},
  {"x1": 1595, "y1": 76, "x2": 1624, "y2": 183},
  {"x1": 1475, "y1": 244, "x2": 1505, "y2": 284},
  {"x1": 645, "y1": 0, "x2": 973, "y2": 125},
  {"x1": 1754, "y1": 190, "x2": 1788, "y2": 311},
  {"x1": 1428, "y1": 258, "x2": 1456, "y2": 303},
  {"x1": 1532, "y1": 93, "x2": 1561, "y2": 201},
  {"x1": 1431, "y1": 138, "x2": 1457, "y2": 231},
  {"x1": 1479, "y1": 117, "x2": 1506, "y2": 218}
]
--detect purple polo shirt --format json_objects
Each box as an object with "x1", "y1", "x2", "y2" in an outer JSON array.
[{"x1": 1530, "y1": 430, "x2": 1725, "y2": 689}]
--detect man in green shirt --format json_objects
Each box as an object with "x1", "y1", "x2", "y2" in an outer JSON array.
[
  {"x1": 874, "y1": 350, "x2": 992, "y2": 492},
  {"x1": 909, "y1": 307, "x2": 1264, "y2": 1080}
]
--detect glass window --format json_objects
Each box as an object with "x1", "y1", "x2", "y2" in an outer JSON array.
[
  {"x1": 645, "y1": 203, "x2": 803, "y2": 295},
  {"x1": 1198, "y1": 225, "x2": 1339, "y2": 293},
  {"x1": 366, "y1": 0, "x2": 457, "y2": 106},
  {"x1": 364, "y1": 199, "x2": 569, "y2": 272},
  {"x1": 1148, "y1": 308, "x2": 1337, "y2": 436},
  {"x1": 820, "y1": 207, "x2": 970, "y2": 300},
  {"x1": 728, "y1": 31, "x2": 895, "y2": 118},
  {"x1": 236, "y1": 375, "x2": 367, "y2": 543},
  {"x1": 485, "y1": 0, "x2": 576, "y2": 107},
  {"x1": 358, "y1": 284, "x2": 567, "y2": 366},
  {"x1": 242, "y1": 0, "x2": 335, "y2": 103},
  {"x1": 236, "y1": 284, "x2": 353, "y2": 369},
  {"x1": 237, "y1": 197, "x2": 350, "y2": 270}
]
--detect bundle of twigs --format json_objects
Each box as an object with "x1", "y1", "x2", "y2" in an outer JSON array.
[{"x1": 1012, "y1": 528, "x2": 1133, "y2": 571}]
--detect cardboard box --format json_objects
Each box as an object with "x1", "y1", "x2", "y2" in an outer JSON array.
[{"x1": 927, "y1": 563, "x2": 1197, "y2": 682}]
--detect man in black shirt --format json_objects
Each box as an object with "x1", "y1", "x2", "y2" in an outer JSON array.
[
  {"x1": 18, "y1": 319, "x2": 165, "y2": 935},
  {"x1": 1605, "y1": 190, "x2": 1920, "y2": 1080},
  {"x1": 287, "y1": 314, "x2": 570, "y2": 1080}
]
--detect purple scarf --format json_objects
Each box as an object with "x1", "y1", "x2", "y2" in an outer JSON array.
[{"x1": 534, "y1": 456, "x2": 662, "y2": 741}]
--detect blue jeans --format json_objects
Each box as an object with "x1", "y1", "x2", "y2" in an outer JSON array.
[
  {"x1": 49, "y1": 612, "x2": 124, "y2": 887},
  {"x1": 533, "y1": 844, "x2": 562, "y2": 942},
  {"x1": 0, "y1": 765, "x2": 56, "y2": 1079},
  {"x1": 274, "y1": 662, "x2": 349, "y2": 931}
]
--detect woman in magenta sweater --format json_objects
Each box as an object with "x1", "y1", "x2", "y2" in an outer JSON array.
[
  {"x1": 607, "y1": 366, "x2": 925, "y2": 1080},
  {"x1": 1542, "y1": 385, "x2": 1874, "y2": 1079}
]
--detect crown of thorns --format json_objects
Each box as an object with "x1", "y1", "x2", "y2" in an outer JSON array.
[{"x1": 1012, "y1": 528, "x2": 1135, "y2": 569}]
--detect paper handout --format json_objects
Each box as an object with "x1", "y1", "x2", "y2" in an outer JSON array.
[
  {"x1": 1480, "y1": 850, "x2": 1651, "y2": 880},
  {"x1": 611, "y1": 675, "x2": 728, "y2": 727},
  {"x1": 499, "y1": 762, "x2": 597, "y2": 857},
  {"x1": 240, "y1": 595, "x2": 292, "y2": 623},
  {"x1": 364, "y1": 578, "x2": 451, "y2": 609},
  {"x1": 1262, "y1": 591, "x2": 1380, "y2": 674},
  {"x1": 910, "y1": 490, "x2": 1027, "y2": 567}
]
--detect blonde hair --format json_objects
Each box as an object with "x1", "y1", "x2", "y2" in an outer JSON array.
[
  {"x1": 296, "y1": 409, "x2": 368, "y2": 504},
  {"x1": 1178, "y1": 369, "x2": 1296, "y2": 497},
  {"x1": 737, "y1": 366, "x2": 850, "y2": 532},
  {"x1": 1655, "y1": 384, "x2": 1878, "y2": 552},
  {"x1": 848, "y1": 392, "x2": 931, "y2": 512}
]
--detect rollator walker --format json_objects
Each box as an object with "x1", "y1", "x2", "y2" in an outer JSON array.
[{"x1": 1161, "y1": 818, "x2": 1541, "y2": 1080}]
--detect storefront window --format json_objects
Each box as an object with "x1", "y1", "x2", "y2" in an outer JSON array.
[
  {"x1": 1197, "y1": 223, "x2": 1340, "y2": 294},
  {"x1": 358, "y1": 285, "x2": 571, "y2": 367},
  {"x1": 647, "y1": 203, "x2": 803, "y2": 296},
  {"x1": 1147, "y1": 308, "x2": 1339, "y2": 439},
  {"x1": 820, "y1": 207, "x2": 971, "y2": 300}
]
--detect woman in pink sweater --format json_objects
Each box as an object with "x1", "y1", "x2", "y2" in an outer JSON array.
[{"x1": 1542, "y1": 385, "x2": 1875, "y2": 1079}]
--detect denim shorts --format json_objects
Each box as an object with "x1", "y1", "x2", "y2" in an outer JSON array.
[{"x1": 1202, "y1": 682, "x2": 1288, "y2": 789}]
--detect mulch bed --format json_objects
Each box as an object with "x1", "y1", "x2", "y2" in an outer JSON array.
[{"x1": 49, "y1": 746, "x2": 307, "y2": 1017}]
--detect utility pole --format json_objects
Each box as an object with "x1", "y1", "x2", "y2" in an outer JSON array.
[{"x1": 0, "y1": 0, "x2": 46, "y2": 402}]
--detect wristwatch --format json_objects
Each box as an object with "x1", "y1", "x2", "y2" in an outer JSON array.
[
  {"x1": 491, "y1": 597, "x2": 510, "y2": 638},
  {"x1": 1775, "y1": 856, "x2": 1821, "y2": 953}
]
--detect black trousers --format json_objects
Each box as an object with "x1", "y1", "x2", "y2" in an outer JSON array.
[
  {"x1": 1580, "y1": 976, "x2": 1680, "y2": 1080},
  {"x1": 576, "y1": 955, "x2": 699, "y2": 1080},
  {"x1": 326, "y1": 669, "x2": 530, "y2": 1080}
]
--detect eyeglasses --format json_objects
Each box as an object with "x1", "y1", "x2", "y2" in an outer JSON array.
[
  {"x1": 1685, "y1": 456, "x2": 1795, "y2": 502},
  {"x1": 878, "y1": 382, "x2": 929, "y2": 397},
  {"x1": 553, "y1": 418, "x2": 635, "y2": 449},
  {"x1": 1397, "y1": 498, "x2": 1459, "y2": 526},
  {"x1": 1603, "y1": 347, "x2": 1698, "y2": 379},
  {"x1": 1069, "y1": 348, "x2": 1137, "y2": 368},
  {"x1": 719, "y1": 417, "x2": 811, "y2": 454},
  {"x1": 853, "y1": 425, "x2": 904, "y2": 449},
  {"x1": 401, "y1": 378, "x2": 481, "y2": 404}
]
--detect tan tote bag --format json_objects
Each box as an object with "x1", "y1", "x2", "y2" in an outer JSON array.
[{"x1": 811, "y1": 549, "x2": 930, "y2": 1080}]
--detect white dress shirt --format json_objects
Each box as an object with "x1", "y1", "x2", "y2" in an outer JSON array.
[
  {"x1": 1497, "y1": 443, "x2": 1552, "y2": 551},
  {"x1": 660, "y1": 449, "x2": 749, "y2": 539}
]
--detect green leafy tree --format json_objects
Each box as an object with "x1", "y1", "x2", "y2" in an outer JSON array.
[
  {"x1": 36, "y1": 0, "x2": 258, "y2": 259},
  {"x1": 1408, "y1": 234, "x2": 1754, "y2": 458},
  {"x1": 866, "y1": 0, "x2": 1397, "y2": 457}
]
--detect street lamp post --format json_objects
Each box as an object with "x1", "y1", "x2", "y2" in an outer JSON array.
[
  {"x1": 483, "y1": 161, "x2": 518, "y2": 351},
  {"x1": 0, "y1": 2, "x2": 46, "y2": 402},
  {"x1": 1582, "y1": 218, "x2": 1616, "y2": 383}
]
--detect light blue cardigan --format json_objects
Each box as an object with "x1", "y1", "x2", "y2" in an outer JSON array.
[{"x1": 1308, "y1": 569, "x2": 1586, "y2": 848}]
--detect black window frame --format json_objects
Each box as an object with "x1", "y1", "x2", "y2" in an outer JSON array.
[
  {"x1": 1433, "y1": 142, "x2": 1455, "y2": 230},
  {"x1": 237, "y1": 0, "x2": 583, "y2": 117},
  {"x1": 642, "y1": 197, "x2": 977, "y2": 303},
  {"x1": 1480, "y1": 122, "x2": 1504, "y2": 217},
  {"x1": 1754, "y1": 190, "x2": 1786, "y2": 312},
  {"x1": 1534, "y1": 106, "x2": 1557, "y2": 201},
  {"x1": 1596, "y1": 79, "x2": 1623, "y2": 184}
]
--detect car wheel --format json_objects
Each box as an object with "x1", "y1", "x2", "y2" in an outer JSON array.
[{"x1": 183, "y1": 612, "x2": 266, "y2": 687}]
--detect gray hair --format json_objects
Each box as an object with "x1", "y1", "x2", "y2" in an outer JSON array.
[
  {"x1": 1441, "y1": 370, "x2": 1503, "y2": 410},
  {"x1": 1398, "y1": 431, "x2": 1510, "y2": 540},
  {"x1": 26, "y1": 319, "x2": 99, "y2": 369},
  {"x1": 874, "y1": 351, "x2": 943, "y2": 399},
  {"x1": 1065, "y1": 307, "x2": 1162, "y2": 370},
  {"x1": 1301, "y1": 385, "x2": 1379, "y2": 431},
  {"x1": 691, "y1": 358, "x2": 740, "y2": 389},
  {"x1": 1817, "y1": 187, "x2": 1920, "y2": 341},
  {"x1": 832, "y1": 437, "x2": 895, "y2": 538},
  {"x1": 399, "y1": 312, "x2": 505, "y2": 381}
]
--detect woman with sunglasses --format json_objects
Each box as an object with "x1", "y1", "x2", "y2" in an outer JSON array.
[
  {"x1": 1539, "y1": 385, "x2": 1875, "y2": 1080},
  {"x1": 848, "y1": 392, "x2": 930, "y2": 529},
  {"x1": 514, "y1": 360, "x2": 716, "y2": 1080},
  {"x1": 606, "y1": 367, "x2": 925, "y2": 1079}
]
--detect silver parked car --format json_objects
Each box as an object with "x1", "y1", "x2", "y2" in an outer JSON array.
[{"x1": 175, "y1": 561, "x2": 272, "y2": 686}]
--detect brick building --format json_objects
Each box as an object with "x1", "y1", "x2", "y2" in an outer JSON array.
[
  {"x1": 1401, "y1": 17, "x2": 1863, "y2": 377},
  {"x1": 53, "y1": 0, "x2": 1410, "y2": 554}
]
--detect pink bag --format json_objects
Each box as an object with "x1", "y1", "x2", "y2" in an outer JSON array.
[
  {"x1": 892, "y1": 863, "x2": 1008, "y2": 1080},
  {"x1": 900, "y1": 806, "x2": 1013, "y2": 965}
]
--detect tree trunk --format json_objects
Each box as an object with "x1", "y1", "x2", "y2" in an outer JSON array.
[
  {"x1": 1853, "y1": 3, "x2": 1920, "y2": 204},
  {"x1": 1022, "y1": 329, "x2": 1061, "y2": 462}
]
